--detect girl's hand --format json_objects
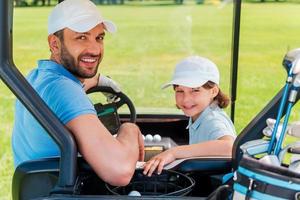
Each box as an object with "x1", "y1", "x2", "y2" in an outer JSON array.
[{"x1": 143, "y1": 149, "x2": 176, "y2": 176}]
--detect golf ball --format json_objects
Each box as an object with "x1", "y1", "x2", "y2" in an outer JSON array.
[
  {"x1": 128, "y1": 190, "x2": 141, "y2": 196},
  {"x1": 153, "y1": 134, "x2": 162, "y2": 142},
  {"x1": 145, "y1": 134, "x2": 153, "y2": 142}
]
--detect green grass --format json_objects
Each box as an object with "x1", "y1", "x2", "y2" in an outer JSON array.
[{"x1": 1, "y1": 1, "x2": 300, "y2": 199}]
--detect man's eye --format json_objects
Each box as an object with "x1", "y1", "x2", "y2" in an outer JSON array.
[
  {"x1": 175, "y1": 90, "x2": 183, "y2": 93},
  {"x1": 192, "y1": 88, "x2": 200, "y2": 92},
  {"x1": 96, "y1": 36, "x2": 104, "y2": 41}
]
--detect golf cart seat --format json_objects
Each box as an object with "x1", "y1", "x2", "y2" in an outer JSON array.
[
  {"x1": 12, "y1": 156, "x2": 114, "y2": 200},
  {"x1": 12, "y1": 158, "x2": 60, "y2": 200}
]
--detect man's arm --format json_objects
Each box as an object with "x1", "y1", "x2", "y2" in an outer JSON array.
[{"x1": 66, "y1": 114, "x2": 144, "y2": 186}]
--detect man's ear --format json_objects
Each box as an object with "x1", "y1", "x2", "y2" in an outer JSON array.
[{"x1": 48, "y1": 34, "x2": 61, "y2": 55}]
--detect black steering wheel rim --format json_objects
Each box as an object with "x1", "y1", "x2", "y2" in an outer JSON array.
[{"x1": 86, "y1": 86, "x2": 136, "y2": 123}]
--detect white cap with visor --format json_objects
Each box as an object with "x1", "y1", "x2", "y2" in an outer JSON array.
[
  {"x1": 48, "y1": 0, "x2": 117, "y2": 35},
  {"x1": 162, "y1": 56, "x2": 220, "y2": 89}
]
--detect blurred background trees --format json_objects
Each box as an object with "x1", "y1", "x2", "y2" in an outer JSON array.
[{"x1": 14, "y1": 0, "x2": 294, "y2": 7}]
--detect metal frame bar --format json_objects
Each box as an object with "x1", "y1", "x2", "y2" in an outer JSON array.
[
  {"x1": 230, "y1": 0, "x2": 242, "y2": 123},
  {"x1": 0, "y1": 0, "x2": 77, "y2": 191}
]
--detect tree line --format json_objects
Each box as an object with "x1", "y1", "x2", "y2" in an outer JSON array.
[{"x1": 14, "y1": 0, "x2": 292, "y2": 7}]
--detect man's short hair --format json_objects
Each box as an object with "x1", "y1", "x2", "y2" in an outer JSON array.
[{"x1": 53, "y1": 30, "x2": 64, "y2": 42}]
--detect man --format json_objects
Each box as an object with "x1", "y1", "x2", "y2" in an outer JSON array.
[{"x1": 12, "y1": 0, "x2": 144, "y2": 186}]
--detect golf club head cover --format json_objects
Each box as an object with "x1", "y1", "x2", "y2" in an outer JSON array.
[
  {"x1": 263, "y1": 118, "x2": 285, "y2": 140},
  {"x1": 264, "y1": 118, "x2": 300, "y2": 139},
  {"x1": 288, "y1": 121, "x2": 300, "y2": 138}
]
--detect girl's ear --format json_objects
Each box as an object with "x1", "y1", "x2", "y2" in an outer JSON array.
[
  {"x1": 48, "y1": 34, "x2": 61, "y2": 55},
  {"x1": 211, "y1": 85, "x2": 219, "y2": 98}
]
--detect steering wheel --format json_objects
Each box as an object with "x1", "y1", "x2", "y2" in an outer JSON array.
[{"x1": 86, "y1": 86, "x2": 136, "y2": 133}]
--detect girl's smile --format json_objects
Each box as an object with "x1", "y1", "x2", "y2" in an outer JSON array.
[{"x1": 175, "y1": 85, "x2": 217, "y2": 121}]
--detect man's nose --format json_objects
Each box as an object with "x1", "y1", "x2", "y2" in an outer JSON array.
[{"x1": 86, "y1": 40, "x2": 102, "y2": 55}]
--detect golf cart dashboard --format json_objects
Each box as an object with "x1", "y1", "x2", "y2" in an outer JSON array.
[{"x1": 121, "y1": 113, "x2": 190, "y2": 145}]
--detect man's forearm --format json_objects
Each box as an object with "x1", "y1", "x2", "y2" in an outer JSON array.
[
  {"x1": 66, "y1": 115, "x2": 142, "y2": 186},
  {"x1": 116, "y1": 123, "x2": 143, "y2": 163}
]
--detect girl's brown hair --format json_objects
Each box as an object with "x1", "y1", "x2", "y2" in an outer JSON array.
[{"x1": 202, "y1": 81, "x2": 230, "y2": 108}]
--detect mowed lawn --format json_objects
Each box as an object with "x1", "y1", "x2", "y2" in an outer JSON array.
[{"x1": 1, "y1": 1, "x2": 300, "y2": 199}]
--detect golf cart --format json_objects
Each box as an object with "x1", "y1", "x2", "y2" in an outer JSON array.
[{"x1": 1, "y1": 0, "x2": 300, "y2": 199}]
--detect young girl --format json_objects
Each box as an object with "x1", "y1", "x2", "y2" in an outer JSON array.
[{"x1": 143, "y1": 56, "x2": 236, "y2": 176}]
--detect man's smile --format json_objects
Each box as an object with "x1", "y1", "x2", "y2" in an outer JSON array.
[
  {"x1": 79, "y1": 55, "x2": 99, "y2": 68},
  {"x1": 80, "y1": 57, "x2": 98, "y2": 63}
]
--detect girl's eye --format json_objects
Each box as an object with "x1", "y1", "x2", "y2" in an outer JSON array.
[
  {"x1": 192, "y1": 88, "x2": 200, "y2": 92},
  {"x1": 77, "y1": 35, "x2": 86, "y2": 40}
]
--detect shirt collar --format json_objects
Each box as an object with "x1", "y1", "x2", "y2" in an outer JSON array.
[
  {"x1": 186, "y1": 102, "x2": 217, "y2": 130},
  {"x1": 38, "y1": 60, "x2": 83, "y2": 87}
]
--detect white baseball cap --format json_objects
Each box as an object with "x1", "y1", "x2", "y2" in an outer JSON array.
[
  {"x1": 162, "y1": 56, "x2": 220, "y2": 89},
  {"x1": 48, "y1": 0, "x2": 117, "y2": 35}
]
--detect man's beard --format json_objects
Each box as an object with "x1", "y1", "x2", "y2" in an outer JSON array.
[{"x1": 60, "y1": 42, "x2": 100, "y2": 79}]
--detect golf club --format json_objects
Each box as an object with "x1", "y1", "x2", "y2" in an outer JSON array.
[
  {"x1": 278, "y1": 141, "x2": 300, "y2": 163},
  {"x1": 288, "y1": 146, "x2": 300, "y2": 154},
  {"x1": 274, "y1": 67, "x2": 300, "y2": 156},
  {"x1": 287, "y1": 124, "x2": 300, "y2": 138},
  {"x1": 240, "y1": 139, "x2": 270, "y2": 156},
  {"x1": 267, "y1": 49, "x2": 300, "y2": 155},
  {"x1": 258, "y1": 51, "x2": 300, "y2": 166},
  {"x1": 288, "y1": 159, "x2": 300, "y2": 173}
]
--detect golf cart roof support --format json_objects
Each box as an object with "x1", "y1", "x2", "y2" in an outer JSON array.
[
  {"x1": 0, "y1": 0, "x2": 77, "y2": 191},
  {"x1": 230, "y1": 0, "x2": 242, "y2": 124}
]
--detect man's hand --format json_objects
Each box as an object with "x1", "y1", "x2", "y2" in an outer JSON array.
[
  {"x1": 98, "y1": 75, "x2": 121, "y2": 102},
  {"x1": 83, "y1": 75, "x2": 99, "y2": 91},
  {"x1": 138, "y1": 132, "x2": 145, "y2": 162},
  {"x1": 115, "y1": 123, "x2": 145, "y2": 163}
]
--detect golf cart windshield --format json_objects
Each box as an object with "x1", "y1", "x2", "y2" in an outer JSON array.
[{"x1": 12, "y1": 1, "x2": 234, "y2": 115}]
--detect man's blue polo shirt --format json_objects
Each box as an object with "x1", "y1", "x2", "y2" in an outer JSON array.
[
  {"x1": 187, "y1": 102, "x2": 236, "y2": 144},
  {"x1": 12, "y1": 60, "x2": 96, "y2": 167}
]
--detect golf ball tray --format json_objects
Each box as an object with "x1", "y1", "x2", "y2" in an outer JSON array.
[{"x1": 143, "y1": 135, "x2": 178, "y2": 161}]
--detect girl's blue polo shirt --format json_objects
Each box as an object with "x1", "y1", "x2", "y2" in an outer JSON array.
[
  {"x1": 12, "y1": 60, "x2": 96, "y2": 167},
  {"x1": 187, "y1": 102, "x2": 236, "y2": 144}
]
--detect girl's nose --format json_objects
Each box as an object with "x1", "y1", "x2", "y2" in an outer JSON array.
[{"x1": 182, "y1": 93, "x2": 192, "y2": 103}]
